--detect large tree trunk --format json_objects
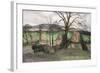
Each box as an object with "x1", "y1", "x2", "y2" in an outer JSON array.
[{"x1": 61, "y1": 28, "x2": 69, "y2": 49}]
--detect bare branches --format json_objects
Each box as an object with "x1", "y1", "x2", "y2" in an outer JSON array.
[
  {"x1": 68, "y1": 17, "x2": 79, "y2": 27},
  {"x1": 65, "y1": 12, "x2": 69, "y2": 19},
  {"x1": 56, "y1": 11, "x2": 72, "y2": 28},
  {"x1": 66, "y1": 12, "x2": 71, "y2": 26},
  {"x1": 55, "y1": 11, "x2": 86, "y2": 31},
  {"x1": 56, "y1": 11, "x2": 64, "y2": 20}
]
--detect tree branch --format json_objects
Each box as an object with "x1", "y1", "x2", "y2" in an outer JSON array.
[
  {"x1": 56, "y1": 11, "x2": 64, "y2": 20},
  {"x1": 68, "y1": 17, "x2": 79, "y2": 27},
  {"x1": 67, "y1": 12, "x2": 71, "y2": 26},
  {"x1": 56, "y1": 11, "x2": 67, "y2": 26}
]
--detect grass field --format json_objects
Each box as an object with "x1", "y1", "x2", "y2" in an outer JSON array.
[
  {"x1": 23, "y1": 45, "x2": 90, "y2": 62},
  {"x1": 23, "y1": 31, "x2": 91, "y2": 62}
]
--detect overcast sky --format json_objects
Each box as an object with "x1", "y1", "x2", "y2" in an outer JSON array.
[{"x1": 23, "y1": 10, "x2": 91, "y2": 31}]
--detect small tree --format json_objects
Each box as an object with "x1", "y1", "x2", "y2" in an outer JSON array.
[
  {"x1": 23, "y1": 24, "x2": 32, "y2": 45},
  {"x1": 47, "y1": 16, "x2": 62, "y2": 47},
  {"x1": 47, "y1": 17, "x2": 54, "y2": 47},
  {"x1": 39, "y1": 25, "x2": 42, "y2": 42}
]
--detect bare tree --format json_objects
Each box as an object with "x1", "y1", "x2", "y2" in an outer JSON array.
[
  {"x1": 47, "y1": 16, "x2": 54, "y2": 47},
  {"x1": 55, "y1": 11, "x2": 84, "y2": 48},
  {"x1": 47, "y1": 16, "x2": 59, "y2": 47},
  {"x1": 39, "y1": 25, "x2": 42, "y2": 42}
]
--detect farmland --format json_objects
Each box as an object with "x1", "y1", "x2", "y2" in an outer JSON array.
[
  {"x1": 22, "y1": 10, "x2": 91, "y2": 62},
  {"x1": 23, "y1": 31, "x2": 91, "y2": 62}
]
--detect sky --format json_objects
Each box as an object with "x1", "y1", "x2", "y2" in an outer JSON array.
[{"x1": 23, "y1": 10, "x2": 91, "y2": 31}]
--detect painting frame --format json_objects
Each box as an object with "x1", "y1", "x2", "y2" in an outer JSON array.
[{"x1": 11, "y1": 1, "x2": 97, "y2": 71}]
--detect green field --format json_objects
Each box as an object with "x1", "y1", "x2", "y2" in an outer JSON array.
[
  {"x1": 23, "y1": 45, "x2": 90, "y2": 62},
  {"x1": 23, "y1": 31, "x2": 91, "y2": 62}
]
